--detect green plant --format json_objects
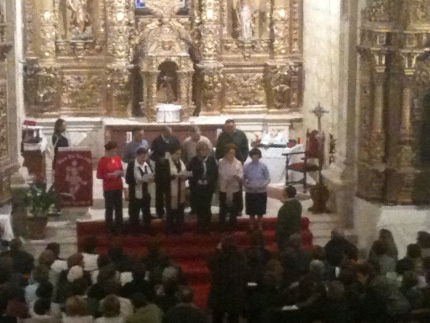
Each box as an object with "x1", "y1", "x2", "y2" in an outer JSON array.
[{"x1": 26, "y1": 183, "x2": 57, "y2": 217}]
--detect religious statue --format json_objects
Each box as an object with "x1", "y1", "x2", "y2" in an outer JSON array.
[
  {"x1": 67, "y1": 0, "x2": 90, "y2": 34},
  {"x1": 157, "y1": 75, "x2": 176, "y2": 103},
  {"x1": 234, "y1": 0, "x2": 256, "y2": 41}
]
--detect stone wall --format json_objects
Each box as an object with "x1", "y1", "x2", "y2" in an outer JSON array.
[{"x1": 0, "y1": 0, "x2": 19, "y2": 205}]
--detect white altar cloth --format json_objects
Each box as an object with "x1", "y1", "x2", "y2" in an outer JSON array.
[
  {"x1": 0, "y1": 204, "x2": 14, "y2": 241},
  {"x1": 156, "y1": 104, "x2": 182, "y2": 123},
  {"x1": 259, "y1": 144, "x2": 304, "y2": 183}
]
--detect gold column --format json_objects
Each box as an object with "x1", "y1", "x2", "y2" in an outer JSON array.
[
  {"x1": 373, "y1": 75, "x2": 384, "y2": 133},
  {"x1": 401, "y1": 84, "x2": 411, "y2": 134},
  {"x1": 143, "y1": 71, "x2": 158, "y2": 122},
  {"x1": 40, "y1": 10, "x2": 56, "y2": 60},
  {"x1": 200, "y1": 0, "x2": 221, "y2": 63}
]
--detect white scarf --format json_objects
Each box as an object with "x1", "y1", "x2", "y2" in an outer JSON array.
[
  {"x1": 168, "y1": 156, "x2": 187, "y2": 209},
  {"x1": 134, "y1": 160, "x2": 153, "y2": 199}
]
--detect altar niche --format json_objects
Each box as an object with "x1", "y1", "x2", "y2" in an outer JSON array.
[{"x1": 157, "y1": 61, "x2": 179, "y2": 104}]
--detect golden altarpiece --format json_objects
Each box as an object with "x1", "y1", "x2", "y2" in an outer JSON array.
[
  {"x1": 357, "y1": 0, "x2": 430, "y2": 205},
  {"x1": 22, "y1": 0, "x2": 303, "y2": 121}
]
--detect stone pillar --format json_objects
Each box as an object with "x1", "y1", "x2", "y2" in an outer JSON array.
[
  {"x1": 143, "y1": 71, "x2": 159, "y2": 122},
  {"x1": 106, "y1": 0, "x2": 132, "y2": 116},
  {"x1": 198, "y1": 63, "x2": 224, "y2": 115}
]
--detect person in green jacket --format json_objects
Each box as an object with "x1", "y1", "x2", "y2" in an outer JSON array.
[
  {"x1": 215, "y1": 119, "x2": 249, "y2": 164},
  {"x1": 276, "y1": 185, "x2": 302, "y2": 251}
]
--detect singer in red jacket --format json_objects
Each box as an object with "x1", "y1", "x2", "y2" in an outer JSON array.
[{"x1": 97, "y1": 141, "x2": 124, "y2": 235}]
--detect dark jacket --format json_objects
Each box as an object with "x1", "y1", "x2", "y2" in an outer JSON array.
[
  {"x1": 324, "y1": 237, "x2": 358, "y2": 267},
  {"x1": 187, "y1": 155, "x2": 218, "y2": 192},
  {"x1": 215, "y1": 129, "x2": 249, "y2": 163},
  {"x1": 207, "y1": 248, "x2": 248, "y2": 312},
  {"x1": 125, "y1": 160, "x2": 153, "y2": 200},
  {"x1": 275, "y1": 198, "x2": 302, "y2": 247},
  {"x1": 150, "y1": 135, "x2": 180, "y2": 163},
  {"x1": 52, "y1": 133, "x2": 69, "y2": 169},
  {"x1": 163, "y1": 303, "x2": 208, "y2": 323}
]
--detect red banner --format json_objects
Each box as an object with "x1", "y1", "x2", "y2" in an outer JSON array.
[{"x1": 55, "y1": 149, "x2": 93, "y2": 207}]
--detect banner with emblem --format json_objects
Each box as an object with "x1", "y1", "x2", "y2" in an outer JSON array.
[{"x1": 55, "y1": 147, "x2": 93, "y2": 207}]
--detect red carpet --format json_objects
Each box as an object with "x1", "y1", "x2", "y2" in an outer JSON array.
[{"x1": 76, "y1": 217, "x2": 312, "y2": 309}]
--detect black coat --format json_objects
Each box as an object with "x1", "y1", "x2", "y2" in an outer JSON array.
[
  {"x1": 187, "y1": 155, "x2": 218, "y2": 192},
  {"x1": 125, "y1": 160, "x2": 153, "y2": 200},
  {"x1": 150, "y1": 135, "x2": 180, "y2": 163}
]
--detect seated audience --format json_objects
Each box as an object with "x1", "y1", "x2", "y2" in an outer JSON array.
[
  {"x1": 91, "y1": 254, "x2": 118, "y2": 285},
  {"x1": 397, "y1": 243, "x2": 424, "y2": 276},
  {"x1": 400, "y1": 270, "x2": 423, "y2": 310},
  {"x1": 127, "y1": 292, "x2": 163, "y2": 323},
  {"x1": 121, "y1": 262, "x2": 154, "y2": 301},
  {"x1": 207, "y1": 236, "x2": 248, "y2": 323},
  {"x1": 163, "y1": 286, "x2": 208, "y2": 323},
  {"x1": 28, "y1": 281, "x2": 62, "y2": 322},
  {"x1": 417, "y1": 231, "x2": 430, "y2": 258},
  {"x1": 63, "y1": 296, "x2": 94, "y2": 323},
  {"x1": 0, "y1": 223, "x2": 9, "y2": 252},
  {"x1": 95, "y1": 294, "x2": 124, "y2": 323},
  {"x1": 0, "y1": 238, "x2": 34, "y2": 285},
  {"x1": 107, "y1": 242, "x2": 131, "y2": 273},
  {"x1": 101, "y1": 280, "x2": 134, "y2": 321},
  {"x1": 25, "y1": 265, "x2": 50, "y2": 304},
  {"x1": 368, "y1": 239, "x2": 396, "y2": 276},
  {"x1": 370, "y1": 228, "x2": 398, "y2": 261},
  {"x1": 81, "y1": 236, "x2": 100, "y2": 272},
  {"x1": 324, "y1": 229, "x2": 358, "y2": 268},
  {"x1": 46, "y1": 243, "x2": 68, "y2": 274}
]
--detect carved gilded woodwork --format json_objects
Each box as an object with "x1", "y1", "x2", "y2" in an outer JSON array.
[
  {"x1": 225, "y1": 73, "x2": 265, "y2": 107},
  {"x1": 23, "y1": 0, "x2": 303, "y2": 118},
  {"x1": 61, "y1": 74, "x2": 104, "y2": 115},
  {"x1": 357, "y1": 0, "x2": 430, "y2": 204}
]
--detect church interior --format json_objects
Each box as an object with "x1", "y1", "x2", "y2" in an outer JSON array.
[{"x1": 1, "y1": 0, "x2": 430, "y2": 320}]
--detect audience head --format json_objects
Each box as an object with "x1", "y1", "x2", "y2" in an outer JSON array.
[
  {"x1": 221, "y1": 235, "x2": 238, "y2": 253},
  {"x1": 309, "y1": 260, "x2": 324, "y2": 279},
  {"x1": 81, "y1": 236, "x2": 98, "y2": 254},
  {"x1": 131, "y1": 262, "x2": 147, "y2": 281},
  {"x1": 46, "y1": 242, "x2": 61, "y2": 259},
  {"x1": 406, "y1": 243, "x2": 422, "y2": 259},
  {"x1": 288, "y1": 233, "x2": 302, "y2": 249},
  {"x1": 132, "y1": 128, "x2": 144, "y2": 142},
  {"x1": 108, "y1": 241, "x2": 124, "y2": 259},
  {"x1": 249, "y1": 148, "x2": 262, "y2": 161},
  {"x1": 131, "y1": 292, "x2": 148, "y2": 309},
  {"x1": 224, "y1": 144, "x2": 236, "y2": 161},
  {"x1": 54, "y1": 118, "x2": 66, "y2": 135},
  {"x1": 224, "y1": 119, "x2": 236, "y2": 135},
  {"x1": 103, "y1": 279, "x2": 121, "y2": 296},
  {"x1": 97, "y1": 265, "x2": 118, "y2": 285},
  {"x1": 9, "y1": 238, "x2": 23, "y2": 253},
  {"x1": 65, "y1": 296, "x2": 88, "y2": 317},
  {"x1": 97, "y1": 254, "x2": 112, "y2": 269},
  {"x1": 284, "y1": 185, "x2": 297, "y2": 199},
  {"x1": 38, "y1": 249, "x2": 55, "y2": 267},
  {"x1": 136, "y1": 147, "x2": 148, "y2": 164},
  {"x1": 67, "y1": 253, "x2": 84, "y2": 269},
  {"x1": 101, "y1": 294, "x2": 121, "y2": 318},
  {"x1": 70, "y1": 278, "x2": 89, "y2": 296},
  {"x1": 196, "y1": 141, "x2": 210, "y2": 158},
  {"x1": 379, "y1": 228, "x2": 395, "y2": 242},
  {"x1": 36, "y1": 281, "x2": 54, "y2": 300},
  {"x1": 33, "y1": 298, "x2": 51, "y2": 316},
  {"x1": 190, "y1": 125, "x2": 201, "y2": 141},
  {"x1": 67, "y1": 265, "x2": 84, "y2": 283},
  {"x1": 162, "y1": 126, "x2": 173, "y2": 138},
  {"x1": 311, "y1": 245, "x2": 326, "y2": 261},
  {"x1": 104, "y1": 141, "x2": 117, "y2": 156},
  {"x1": 327, "y1": 280, "x2": 345, "y2": 300},
  {"x1": 32, "y1": 265, "x2": 50, "y2": 283},
  {"x1": 402, "y1": 270, "x2": 419, "y2": 289},
  {"x1": 169, "y1": 145, "x2": 182, "y2": 162},
  {"x1": 177, "y1": 286, "x2": 194, "y2": 304},
  {"x1": 417, "y1": 231, "x2": 430, "y2": 248},
  {"x1": 331, "y1": 228, "x2": 345, "y2": 241},
  {"x1": 355, "y1": 262, "x2": 376, "y2": 285},
  {"x1": 249, "y1": 230, "x2": 264, "y2": 247},
  {"x1": 372, "y1": 239, "x2": 389, "y2": 256}
]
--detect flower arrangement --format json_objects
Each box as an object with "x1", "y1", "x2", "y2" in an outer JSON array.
[{"x1": 26, "y1": 183, "x2": 57, "y2": 217}]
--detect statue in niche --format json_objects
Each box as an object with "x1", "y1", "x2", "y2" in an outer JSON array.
[
  {"x1": 67, "y1": 0, "x2": 91, "y2": 37},
  {"x1": 234, "y1": 0, "x2": 256, "y2": 41},
  {"x1": 157, "y1": 75, "x2": 177, "y2": 103}
]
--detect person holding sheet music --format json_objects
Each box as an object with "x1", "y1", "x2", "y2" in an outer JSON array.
[
  {"x1": 165, "y1": 145, "x2": 190, "y2": 235},
  {"x1": 125, "y1": 147, "x2": 154, "y2": 235},
  {"x1": 97, "y1": 141, "x2": 124, "y2": 235}
]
